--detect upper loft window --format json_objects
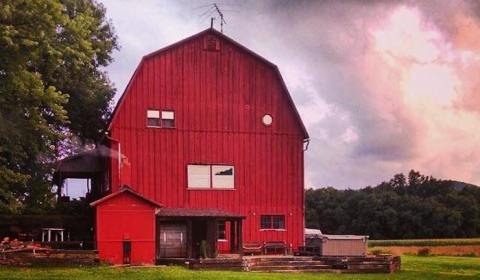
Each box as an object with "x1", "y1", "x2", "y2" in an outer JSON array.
[
  {"x1": 147, "y1": 110, "x2": 160, "y2": 127},
  {"x1": 187, "y1": 164, "x2": 234, "y2": 189},
  {"x1": 203, "y1": 35, "x2": 220, "y2": 51},
  {"x1": 161, "y1": 110, "x2": 175, "y2": 128},
  {"x1": 146, "y1": 109, "x2": 175, "y2": 128}
]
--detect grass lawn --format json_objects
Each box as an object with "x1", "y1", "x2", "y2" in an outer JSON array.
[{"x1": 1, "y1": 255, "x2": 479, "y2": 280}]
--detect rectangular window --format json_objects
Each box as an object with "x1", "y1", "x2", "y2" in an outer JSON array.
[
  {"x1": 161, "y1": 110, "x2": 175, "y2": 128},
  {"x1": 187, "y1": 165, "x2": 211, "y2": 188},
  {"x1": 147, "y1": 110, "x2": 160, "y2": 127},
  {"x1": 260, "y1": 215, "x2": 285, "y2": 230},
  {"x1": 212, "y1": 165, "x2": 234, "y2": 189},
  {"x1": 187, "y1": 164, "x2": 234, "y2": 189},
  {"x1": 146, "y1": 109, "x2": 174, "y2": 128},
  {"x1": 217, "y1": 221, "x2": 226, "y2": 240}
]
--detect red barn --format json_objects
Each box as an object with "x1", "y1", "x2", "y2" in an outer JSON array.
[{"x1": 89, "y1": 28, "x2": 309, "y2": 264}]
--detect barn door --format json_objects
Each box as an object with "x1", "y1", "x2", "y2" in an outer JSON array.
[{"x1": 158, "y1": 224, "x2": 187, "y2": 258}]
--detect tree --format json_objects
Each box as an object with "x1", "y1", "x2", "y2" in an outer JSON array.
[
  {"x1": 305, "y1": 170, "x2": 480, "y2": 239},
  {"x1": 0, "y1": 0, "x2": 117, "y2": 213}
]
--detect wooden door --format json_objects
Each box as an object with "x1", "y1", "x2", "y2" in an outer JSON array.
[{"x1": 158, "y1": 224, "x2": 187, "y2": 258}]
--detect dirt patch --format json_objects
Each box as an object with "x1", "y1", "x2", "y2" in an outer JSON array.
[{"x1": 370, "y1": 245, "x2": 480, "y2": 256}]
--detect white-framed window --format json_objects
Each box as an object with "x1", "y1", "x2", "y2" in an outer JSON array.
[
  {"x1": 260, "y1": 215, "x2": 285, "y2": 230},
  {"x1": 187, "y1": 164, "x2": 234, "y2": 189},
  {"x1": 212, "y1": 165, "x2": 234, "y2": 188},
  {"x1": 161, "y1": 110, "x2": 175, "y2": 128},
  {"x1": 146, "y1": 109, "x2": 160, "y2": 127},
  {"x1": 187, "y1": 165, "x2": 211, "y2": 188},
  {"x1": 217, "y1": 221, "x2": 226, "y2": 241},
  {"x1": 146, "y1": 109, "x2": 175, "y2": 128}
]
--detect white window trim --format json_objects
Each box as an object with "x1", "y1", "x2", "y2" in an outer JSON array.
[
  {"x1": 187, "y1": 164, "x2": 235, "y2": 190},
  {"x1": 146, "y1": 109, "x2": 175, "y2": 128},
  {"x1": 147, "y1": 110, "x2": 160, "y2": 118},
  {"x1": 161, "y1": 110, "x2": 174, "y2": 120},
  {"x1": 187, "y1": 165, "x2": 211, "y2": 189}
]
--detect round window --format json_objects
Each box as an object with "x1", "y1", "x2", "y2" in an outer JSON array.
[{"x1": 262, "y1": 114, "x2": 273, "y2": 126}]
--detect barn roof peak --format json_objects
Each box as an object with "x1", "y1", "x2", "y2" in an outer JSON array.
[
  {"x1": 109, "y1": 28, "x2": 309, "y2": 139},
  {"x1": 90, "y1": 186, "x2": 163, "y2": 208}
]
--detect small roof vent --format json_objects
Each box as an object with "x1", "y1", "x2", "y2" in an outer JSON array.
[{"x1": 204, "y1": 35, "x2": 220, "y2": 51}]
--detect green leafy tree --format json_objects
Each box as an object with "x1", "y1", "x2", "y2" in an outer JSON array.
[
  {"x1": 305, "y1": 170, "x2": 480, "y2": 239},
  {"x1": 0, "y1": 0, "x2": 117, "y2": 213}
]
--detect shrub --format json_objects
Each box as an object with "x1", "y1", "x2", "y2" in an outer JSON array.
[
  {"x1": 417, "y1": 248, "x2": 431, "y2": 256},
  {"x1": 369, "y1": 248, "x2": 391, "y2": 255}
]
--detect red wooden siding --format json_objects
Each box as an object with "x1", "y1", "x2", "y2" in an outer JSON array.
[
  {"x1": 95, "y1": 192, "x2": 157, "y2": 264},
  {"x1": 108, "y1": 29, "x2": 306, "y2": 251}
]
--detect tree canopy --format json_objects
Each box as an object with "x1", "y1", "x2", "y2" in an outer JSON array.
[
  {"x1": 0, "y1": 0, "x2": 117, "y2": 213},
  {"x1": 305, "y1": 170, "x2": 480, "y2": 239}
]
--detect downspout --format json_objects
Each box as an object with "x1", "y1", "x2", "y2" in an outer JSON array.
[{"x1": 302, "y1": 137, "x2": 309, "y2": 247}]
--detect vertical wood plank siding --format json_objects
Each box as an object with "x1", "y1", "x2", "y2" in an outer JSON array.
[{"x1": 109, "y1": 30, "x2": 306, "y2": 250}]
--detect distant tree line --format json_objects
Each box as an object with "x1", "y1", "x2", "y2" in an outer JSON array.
[{"x1": 305, "y1": 170, "x2": 480, "y2": 239}]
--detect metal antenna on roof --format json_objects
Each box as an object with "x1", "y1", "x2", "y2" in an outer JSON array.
[
  {"x1": 195, "y1": 3, "x2": 234, "y2": 32},
  {"x1": 213, "y1": 3, "x2": 226, "y2": 33}
]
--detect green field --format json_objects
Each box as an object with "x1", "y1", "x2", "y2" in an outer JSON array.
[
  {"x1": 1, "y1": 255, "x2": 479, "y2": 280},
  {"x1": 368, "y1": 238, "x2": 480, "y2": 247}
]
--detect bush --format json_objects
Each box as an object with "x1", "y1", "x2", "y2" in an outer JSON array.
[
  {"x1": 417, "y1": 248, "x2": 431, "y2": 256},
  {"x1": 369, "y1": 248, "x2": 391, "y2": 255}
]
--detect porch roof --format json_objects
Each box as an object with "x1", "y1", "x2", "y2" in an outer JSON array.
[{"x1": 156, "y1": 208, "x2": 245, "y2": 219}]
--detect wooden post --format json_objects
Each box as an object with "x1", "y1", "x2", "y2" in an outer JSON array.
[
  {"x1": 237, "y1": 220, "x2": 243, "y2": 255},
  {"x1": 187, "y1": 220, "x2": 193, "y2": 259},
  {"x1": 207, "y1": 219, "x2": 217, "y2": 258},
  {"x1": 230, "y1": 220, "x2": 236, "y2": 253}
]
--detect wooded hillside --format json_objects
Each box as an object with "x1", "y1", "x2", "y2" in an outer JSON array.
[{"x1": 305, "y1": 170, "x2": 480, "y2": 239}]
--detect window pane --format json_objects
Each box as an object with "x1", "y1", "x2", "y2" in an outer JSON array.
[
  {"x1": 161, "y1": 119, "x2": 175, "y2": 128},
  {"x1": 147, "y1": 118, "x2": 160, "y2": 127},
  {"x1": 260, "y1": 215, "x2": 272, "y2": 229},
  {"x1": 147, "y1": 110, "x2": 160, "y2": 118},
  {"x1": 161, "y1": 111, "x2": 174, "y2": 120},
  {"x1": 187, "y1": 165, "x2": 210, "y2": 188},
  {"x1": 212, "y1": 165, "x2": 234, "y2": 188},
  {"x1": 272, "y1": 215, "x2": 285, "y2": 229},
  {"x1": 217, "y1": 221, "x2": 226, "y2": 240}
]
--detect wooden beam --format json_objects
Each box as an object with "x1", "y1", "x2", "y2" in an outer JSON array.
[
  {"x1": 230, "y1": 220, "x2": 236, "y2": 253},
  {"x1": 237, "y1": 220, "x2": 243, "y2": 255},
  {"x1": 187, "y1": 220, "x2": 192, "y2": 258}
]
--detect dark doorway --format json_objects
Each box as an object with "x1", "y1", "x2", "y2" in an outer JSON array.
[
  {"x1": 122, "y1": 240, "x2": 131, "y2": 264},
  {"x1": 158, "y1": 223, "x2": 187, "y2": 258},
  {"x1": 192, "y1": 220, "x2": 208, "y2": 258}
]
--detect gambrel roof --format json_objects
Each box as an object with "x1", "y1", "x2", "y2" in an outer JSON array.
[{"x1": 108, "y1": 28, "x2": 309, "y2": 139}]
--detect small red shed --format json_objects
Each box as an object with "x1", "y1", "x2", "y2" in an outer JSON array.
[{"x1": 90, "y1": 187, "x2": 162, "y2": 265}]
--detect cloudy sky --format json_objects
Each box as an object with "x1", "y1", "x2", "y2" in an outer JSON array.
[{"x1": 97, "y1": 0, "x2": 480, "y2": 189}]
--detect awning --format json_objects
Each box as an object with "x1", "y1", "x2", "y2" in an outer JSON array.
[{"x1": 53, "y1": 146, "x2": 111, "y2": 185}]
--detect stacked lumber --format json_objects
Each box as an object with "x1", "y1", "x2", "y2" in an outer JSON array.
[
  {"x1": 0, "y1": 237, "x2": 98, "y2": 266},
  {"x1": 244, "y1": 255, "x2": 401, "y2": 273}
]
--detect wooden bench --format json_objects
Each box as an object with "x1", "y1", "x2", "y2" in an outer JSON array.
[
  {"x1": 296, "y1": 245, "x2": 320, "y2": 256},
  {"x1": 242, "y1": 242, "x2": 263, "y2": 255},
  {"x1": 263, "y1": 241, "x2": 288, "y2": 255}
]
